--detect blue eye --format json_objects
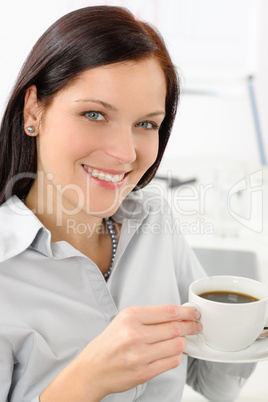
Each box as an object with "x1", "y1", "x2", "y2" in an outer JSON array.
[
  {"x1": 85, "y1": 111, "x2": 105, "y2": 121},
  {"x1": 137, "y1": 121, "x2": 159, "y2": 130}
]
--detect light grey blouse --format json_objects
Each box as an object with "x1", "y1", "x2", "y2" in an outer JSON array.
[{"x1": 0, "y1": 193, "x2": 255, "y2": 402}]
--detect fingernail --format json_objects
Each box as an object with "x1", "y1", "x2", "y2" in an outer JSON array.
[
  {"x1": 194, "y1": 310, "x2": 201, "y2": 320},
  {"x1": 196, "y1": 322, "x2": 202, "y2": 332}
]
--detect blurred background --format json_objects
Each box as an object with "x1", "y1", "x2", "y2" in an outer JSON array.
[{"x1": 0, "y1": 1, "x2": 267, "y2": 400}]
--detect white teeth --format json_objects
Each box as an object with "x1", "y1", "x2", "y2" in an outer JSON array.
[
  {"x1": 83, "y1": 165, "x2": 125, "y2": 183},
  {"x1": 98, "y1": 172, "x2": 106, "y2": 180},
  {"x1": 92, "y1": 169, "x2": 99, "y2": 177},
  {"x1": 106, "y1": 174, "x2": 113, "y2": 181}
]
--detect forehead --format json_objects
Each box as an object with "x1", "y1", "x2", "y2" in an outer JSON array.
[{"x1": 59, "y1": 58, "x2": 167, "y2": 102}]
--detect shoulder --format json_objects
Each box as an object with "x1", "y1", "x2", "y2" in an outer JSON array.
[{"x1": 0, "y1": 196, "x2": 43, "y2": 262}]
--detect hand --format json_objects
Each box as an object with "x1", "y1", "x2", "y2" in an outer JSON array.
[{"x1": 77, "y1": 304, "x2": 202, "y2": 398}]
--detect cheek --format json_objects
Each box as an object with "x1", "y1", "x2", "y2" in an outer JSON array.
[
  {"x1": 139, "y1": 135, "x2": 159, "y2": 170},
  {"x1": 38, "y1": 122, "x2": 87, "y2": 164}
]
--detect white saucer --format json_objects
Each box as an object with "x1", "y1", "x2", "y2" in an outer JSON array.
[{"x1": 184, "y1": 333, "x2": 268, "y2": 363}]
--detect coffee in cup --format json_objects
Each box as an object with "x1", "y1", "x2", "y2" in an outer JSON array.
[{"x1": 186, "y1": 275, "x2": 268, "y2": 352}]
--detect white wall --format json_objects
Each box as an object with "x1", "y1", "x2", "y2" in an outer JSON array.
[
  {"x1": 255, "y1": 0, "x2": 268, "y2": 164},
  {"x1": 0, "y1": 1, "x2": 71, "y2": 115},
  {"x1": 159, "y1": 0, "x2": 265, "y2": 165}
]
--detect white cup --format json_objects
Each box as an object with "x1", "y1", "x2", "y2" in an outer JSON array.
[{"x1": 187, "y1": 275, "x2": 268, "y2": 351}]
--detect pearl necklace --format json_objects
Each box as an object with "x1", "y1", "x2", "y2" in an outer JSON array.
[
  {"x1": 21, "y1": 197, "x2": 117, "y2": 279},
  {"x1": 103, "y1": 217, "x2": 118, "y2": 280}
]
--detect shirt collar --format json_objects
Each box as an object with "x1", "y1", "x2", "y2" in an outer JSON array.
[
  {"x1": 0, "y1": 196, "x2": 51, "y2": 262},
  {"x1": 0, "y1": 191, "x2": 151, "y2": 262}
]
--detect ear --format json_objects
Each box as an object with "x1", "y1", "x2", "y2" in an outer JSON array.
[{"x1": 23, "y1": 85, "x2": 41, "y2": 136}]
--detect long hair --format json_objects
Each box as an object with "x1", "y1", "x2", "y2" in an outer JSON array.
[{"x1": 0, "y1": 6, "x2": 180, "y2": 205}]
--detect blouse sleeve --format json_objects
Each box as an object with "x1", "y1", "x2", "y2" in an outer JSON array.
[
  {"x1": 169, "y1": 214, "x2": 256, "y2": 402},
  {"x1": 0, "y1": 329, "x2": 41, "y2": 402},
  {"x1": 171, "y1": 229, "x2": 257, "y2": 401},
  {"x1": 0, "y1": 330, "x2": 14, "y2": 402},
  {"x1": 187, "y1": 357, "x2": 256, "y2": 401}
]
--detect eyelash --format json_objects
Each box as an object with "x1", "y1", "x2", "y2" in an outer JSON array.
[
  {"x1": 81, "y1": 111, "x2": 160, "y2": 131},
  {"x1": 82, "y1": 111, "x2": 106, "y2": 121},
  {"x1": 136, "y1": 121, "x2": 160, "y2": 131}
]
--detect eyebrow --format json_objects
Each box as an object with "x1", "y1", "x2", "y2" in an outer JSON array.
[
  {"x1": 74, "y1": 98, "x2": 165, "y2": 117},
  {"x1": 74, "y1": 98, "x2": 118, "y2": 112},
  {"x1": 144, "y1": 111, "x2": 166, "y2": 118}
]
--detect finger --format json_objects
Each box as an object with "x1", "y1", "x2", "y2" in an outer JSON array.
[
  {"x1": 142, "y1": 319, "x2": 202, "y2": 344},
  {"x1": 147, "y1": 336, "x2": 187, "y2": 363},
  {"x1": 149, "y1": 353, "x2": 184, "y2": 378},
  {"x1": 127, "y1": 305, "x2": 200, "y2": 325},
  {"x1": 130, "y1": 353, "x2": 184, "y2": 386}
]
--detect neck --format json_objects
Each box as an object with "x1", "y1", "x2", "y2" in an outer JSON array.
[
  {"x1": 24, "y1": 177, "x2": 121, "y2": 275},
  {"x1": 24, "y1": 182, "x2": 105, "y2": 247}
]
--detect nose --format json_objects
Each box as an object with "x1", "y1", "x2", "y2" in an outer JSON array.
[{"x1": 104, "y1": 126, "x2": 137, "y2": 164}]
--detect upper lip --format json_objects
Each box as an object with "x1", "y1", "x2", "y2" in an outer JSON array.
[{"x1": 82, "y1": 164, "x2": 129, "y2": 175}]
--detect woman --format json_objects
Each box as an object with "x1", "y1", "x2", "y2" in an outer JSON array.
[{"x1": 0, "y1": 6, "x2": 255, "y2": 402}]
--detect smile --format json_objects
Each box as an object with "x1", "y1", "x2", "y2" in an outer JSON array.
[{"x1": 82, "y1": 165, "x2": 126, "y2": 183}]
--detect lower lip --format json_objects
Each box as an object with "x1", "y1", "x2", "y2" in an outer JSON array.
[{"x1": 82, "y1": 166, "x2": 129, "y2": 189}]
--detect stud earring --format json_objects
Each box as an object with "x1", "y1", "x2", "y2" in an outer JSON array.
[{"x1": 27, "y1": 126, "x2": 35, "y2": 134}]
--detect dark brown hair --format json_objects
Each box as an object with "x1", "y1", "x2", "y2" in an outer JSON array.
[{"x1": 0, "y1": 6, "x2": 180, "y2": 205}]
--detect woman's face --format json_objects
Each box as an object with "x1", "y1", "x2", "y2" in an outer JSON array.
[{"x1": 31, "y1": 58, "x2": 166, "y2": 217}]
